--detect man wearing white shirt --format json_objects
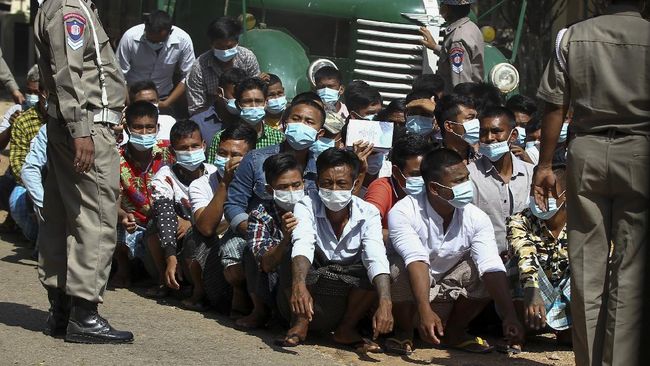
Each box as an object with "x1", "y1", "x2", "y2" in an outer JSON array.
[
  {"x1": 387, "y1": 148, "x2": 523, "y2": 355},
  {"x1": 128, "y1": 81, "x2": 177, "y2": 142},
  {"x1": 117, "y1": 10, "x2": 195, "y2": 113},
  {"x1": 278, "y1": 148, "x2": 393, "y2": 351}
]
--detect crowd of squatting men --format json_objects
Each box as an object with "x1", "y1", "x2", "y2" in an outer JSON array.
[{"x1": 0, "y1": 0, "x2": 647, "y2": 363}]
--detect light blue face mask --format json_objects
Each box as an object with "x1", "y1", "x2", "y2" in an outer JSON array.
[
  {"x1": 367, "y1": 152, "x2": 386, "y2": 175},
  {"x1": 240, "y1": 106, "x2": 266, "y2": 125},
  {"x1": 225, "y1": 98, "x2": 240, "y2": 115},
  {"x1": 435, "y1": 180, "x2": 474, "y2": 209},
  {"x1": 316, "y1": 87, "x2": 340, "y2": 104},
  {"x1": 128, "y1": 131, "x2": 157, "y2": 151},
  {"x1": 363, "y1": 114, "x2": 376, "y2": 121},
  {"x1": 145, "y1": 39, "x2": 164, "y2": 51},
  {"x1": 515, "y1": 126, "x2": 526, "y2": 146},
  {"x1": 176, "y1": 148, "x2": 205, "y2": 171},
  {"x1": 449, "y1": 118, "x2": 480, "y2": 145},
  {"x1": 213, "y1": 46, "x2": 238, "y2": 62},
  {"x1": 285, "y1": 122, "x2": 318, "y2": 150},
  {"x1": 558, "y1": 122, "x2": 569, "y2": 143},
  {"x1": 309, "y1": 137, "x2": 336, "y2": 158},
  {"x1": 404, "y1": 176, "x2": 425, "y2": 195},
  {"x1": 266, "y1": 96, "x2": 287, "y2": 114},
  {"x1": 24, "y1": 93, "x2": 39, "y2": 108},
  {"x1": 406, "y1": 115, "x2": 433, "y2": 135},
  {"x1": 529, "y1": 191, "x2": 565, "y2": 220},
  {"x1": 214, "y1": 155, "x2": 229, "y2": 178},
  {"x1": 479, "y1": 131, "x2": 514, "y2": 162}
]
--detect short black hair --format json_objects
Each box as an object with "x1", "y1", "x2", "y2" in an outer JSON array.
[
  {"x1": 412, "y1": 74, "x2": 445, "y2": 97},
  {"x1": 267, "y1": 73, "x2": 283, "y2": 87},
  {"x1": 434, "y1": 93, "x2": 476, "y2": 132},
  {"x1": 234, "y1": 77, "x2": 268, "y2": 102},
  {"x1": 263, "y1": 153, "x2": 304, "y2": 186},
  {"x1": 292, "y1": 91, "x2": 323, "y2": 105},
  {"x1": 316, "y1": 148, "x2": 361, "y2": 181},
  {"x1": 344, "y1": 81, "x2": 381, "y2": 112},
  {"x1": 145, "y1": 10, "x2": 172, "y2": 33},
  {"x1": 129, "y1": 80, "x2": 159, "y2": 101},
  {"x1": 207, "y1": 16, "x2": 242, "y2": 42},
  {"x1": 405, "y1": 90, "x2": 434, "y2": 104},
  {"x1": 376, "y1": 98, "x2": 406, "y2": 121},
  {"x1": 314, "y1": 66, "x2": 342, "y2": 85},
  {"x1": 170, "y1": 120, "x2": 202, "y2": 146},
  {"x1": 219, "y1": 67, "x2": 248, "y2": 89},
  {"x1": 220, "y1": 123, "x2": 258, "y2": 150},
  {"x1": 479, "y1": 106, "x2": 516, "y2": 130},
  {"x1": 454, "y1": 82, "x2": 502, "y2": 114},
  {"x1": 421, "y1": 148, "x2": 464, "y2": 183},
  {"x1": 525, "y1": 112, "x2": 542, "y2": 134},
  {"x1": 283, "y1": 99, "x2": 326, "y2": 129},
  {"x1": 446, "y1": 4, "x2": 471, "y2": 19},
  {"x1": 125, "y1": 100, "x2": 158, "y2": 127},
  {"x1": 506, "y1": 94, "x2": 538, "y2": 116},
  {"x1": 390, "y1": 134, "x2": 434, "y2": 170}
]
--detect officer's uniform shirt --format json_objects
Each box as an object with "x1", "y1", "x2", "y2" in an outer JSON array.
[
  {"x1": 438, "y1": 16, "x2": 484, "y2": 91},
  {"x1": 116, "y1": 24, "x2": 195, "y2": 98},
  {"x1": 34, "y1": 0, "x2": 126, "y2": 138},
  {"x1": 0, "y1": 47, "x2": 19, "y2": 92},
  {"x1": 537, "y1": 4, "x2": 650, "y2": 135}
]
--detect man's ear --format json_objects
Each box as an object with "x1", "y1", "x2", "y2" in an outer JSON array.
[
  {"x1": 510, "y1": 128, "x2": 518, "y2": 144},
  {"x1": 316, "y1": 128, "x2": 325, "y2": 139}
]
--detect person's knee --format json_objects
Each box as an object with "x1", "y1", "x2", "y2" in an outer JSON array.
[{"x1": 224, "y1": 263, "x2": 245, "y2": 286}]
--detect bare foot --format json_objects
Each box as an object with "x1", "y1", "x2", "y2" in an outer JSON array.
[
  {"x1": 275, "y1": 318, "x2": 309, "y2": 347},
  {"x1": 235, "y1": 307, "x2": 269, "y2": 329},
  {"x1": 333, "y1": 325, "x2": 381, "y2": 353}
]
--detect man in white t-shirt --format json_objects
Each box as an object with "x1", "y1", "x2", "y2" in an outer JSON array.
[{"x1": 386, "y1": 148, "x2": 524, "y2": 355}]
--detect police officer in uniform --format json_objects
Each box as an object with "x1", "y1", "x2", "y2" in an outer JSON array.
[
  {"x1": 0, "y1": 47, "x2": 25, "y2": 104},
  {"x1": 420, "y1": 0, "x2": 484, "y2": 93},
  {"x1": 34, "y1": 0, "x2": 133, "y2": 343},
  {"x1": 533, "y1": 1, "x2": 649, "y2": 365}
]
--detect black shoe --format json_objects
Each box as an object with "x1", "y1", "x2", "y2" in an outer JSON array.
[
  {"x1": 64, "y1": 297, "x2": 134, "y2": 344},
  {"x1": 45, "y1": 287, "x2": 70, "y2": 337}
]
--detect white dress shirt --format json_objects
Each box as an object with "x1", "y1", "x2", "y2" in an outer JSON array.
[
  {"x1": 388, "y1": 192, "x2": 505, "y2": 282},
  {"x1": 117, "y1": 24, "x2": 195, "y2": 97},
  {"x1": 291, "y1": 192, "x2": 390, "y2": 282}
]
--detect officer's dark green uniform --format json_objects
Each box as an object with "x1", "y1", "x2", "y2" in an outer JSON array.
[
  {"x1": 537, "y1": 2, "x2": 649, "y2": 365},
  {"x1": 34, "y1": 0, "x2": 132, "y2": 343}
]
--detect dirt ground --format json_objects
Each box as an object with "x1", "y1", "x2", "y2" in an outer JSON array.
[{"x1": 0, "y1": 100, "x2": 576, "y2": 365}]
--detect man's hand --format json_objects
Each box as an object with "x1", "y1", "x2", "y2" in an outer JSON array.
[
  {"x1": 177, "y1": 218, "x2": 191, "y2": 240},
  {"x1": 352, "y1": 140, "x2": 374, "y2": 174},
  {"x1": 120, "y1": 212, "x2": 137, "y2": 233},
  {"x1": 531, "y1": 165, "x2": 557, "y2": 211},
  {"x1": 164, "y1": 255, "x2": 182, "y2": 290},
  {"x1": 524, "y1": 287, "x2": 546, "y2": 331},
  {"x1": 406, "y1": 98, "x2": 436, "y2": 115},
  {"x1": 223, "y1": 156, "x2": 242, "y2": 185},
  {"x1": 73, "y1": 136, "x2": 95, "y2": 173},
  {"x1": 419, "y1": 27, "x2": 439, "y2": 52},
  {"x1": 259, "y1": 72, "x2": 271, "y2": 82},
  {"x1": 503, "y1": 314, "x2": 526, "y2": 346},
  {"x1": 418, "y1": 307, "x2": 444, "y2": 344},
  {"x1": 290, "y1": 282, "x2": 314, "y2": 321},
  {"x1": 372, "y1": 298, "x2": 394, "y2": 340},
  {"x1": 281, "y1": 212, "x2": 298, "y2": 236},
  {"x1": 511, "y1": 145, "x2": 533, "y2": 164},
  {"x1": 8, "y1": 110, "x2": 21, "y2": 126},
  {"x1": 11, "y1": 90, "x2": 25, "y2": 105}
]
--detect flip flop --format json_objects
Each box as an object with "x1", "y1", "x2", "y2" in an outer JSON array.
[
  {"x1": 338, "y1": 337, "x2": 383, "y2": 354},
  {"x1": 445, "y1": 336, "x2": 494, "y2": 354},
  {"x1": 181, "y1": 300, "x2": 209, "y2": 312},
  {"x1": 274, "y1": 333, "x2": 304, "y2": 347},
  {"x1": 384, "y1": 337, "x2": 414, "y2": 356}
]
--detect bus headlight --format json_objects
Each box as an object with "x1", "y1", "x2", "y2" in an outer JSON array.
[{"x1": 489, "y1": 63, "x2": 519, "y2": 94}]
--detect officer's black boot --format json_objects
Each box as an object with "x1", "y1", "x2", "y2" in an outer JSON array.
[
  {"x1": 45, "y1": 287, "x2": 71, "y2": 337},
  {"x1": 64, "y1": 297, "x2": 134, "y2": 344}
]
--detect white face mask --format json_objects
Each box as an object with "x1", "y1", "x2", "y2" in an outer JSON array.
[
  {"x1": 318, "y1": 187, "x2": 353, "y2": 212},
  {"x1": 273, "y1": 189, "x2": 305, "y2": 212}
]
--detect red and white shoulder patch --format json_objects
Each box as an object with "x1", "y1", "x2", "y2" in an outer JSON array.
[
  {"x1": 449, "y1": 47, "x2": 465, "y2": 74},
  {"x1": 64, "y1": 13, "x2": 86, "y2": 50}
]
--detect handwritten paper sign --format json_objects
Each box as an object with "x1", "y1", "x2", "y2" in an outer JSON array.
[{"x1": 345, "y1": 119, "x2": 394, "y2": 151}]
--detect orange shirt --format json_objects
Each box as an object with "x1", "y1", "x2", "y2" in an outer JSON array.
[{"x1": 364, "y1": 177, "x2": 399, "y2": 229}]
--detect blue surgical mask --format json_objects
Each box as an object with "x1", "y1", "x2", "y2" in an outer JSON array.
[
  {"x1": 479, "y1": 131, "x2": 514, "y2": 162},
  {"x1": 176, "y1": 148, "x2": 205, "y2": 171},
  {"x1": 24, "y1": 94, "x2": 39, "y2": 108},
  {"x1": 128, "y1": 131, "x2": 157, "y2": 151},
  {"x1": 406, "y1": 115, "x2": 433, "y2": 135},
  {"x1": 213, "y1": 46, "x2": 239, "y2": 62},
  {"x1": 525, "y1": 141, "x2": 539, "y2": 150},
  {"x1": 266, "y1": 96, "x2": 287, "y2": 114},
  {"x1": 316, "y1": 87, "x2": 340, "y2": 104},
  {"x1": 529, "y1": 191, "x2": 565, "y2": 220},
  {"x1": 363, "y1": 114, "x2": 376, "y2": 121},
  {"x1": 435, "y1": 180, "x2": 474, "y2": 209},
  {"x1": 515, "y1": 126, "x2": 526, "y2": 146},
  {"x1": 367, "y1": 152, "x2": 386, "y2": 175},
  {"x1": 309, "y1": 137, "x2": 336, "y2": 158},
  {"x1": 225, "y1": 98, "x2": 240, "y2": 115},
  {"x1": 146, "y1": 40, "x2": 164, "y2": 51},
  {"x1": 450, "y1": 118, "x2": 480, "y2": 145},
  {"x1": 240, "y1": 106, "x2": 266, "y2": 125},
  {"x1": 404, "y1": 176, "x2": 425, "y2": 195},
  {"x1": 285, "y1": 122, "x2": 318, "y2": 150},
  {"x1": 558, "y1": 122, "x2": 569, "y2": 143},
  {"x1": 214, "y1": 155, "x2": 229, "y2": 178}
]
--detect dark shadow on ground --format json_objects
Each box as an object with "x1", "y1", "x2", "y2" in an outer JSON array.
[
  {"x1": 0, "y1": 302, "x2": 48, "y2": 333},
  {"x1": 0, "y1": 235, "x2": 36, "y2": 267}
]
